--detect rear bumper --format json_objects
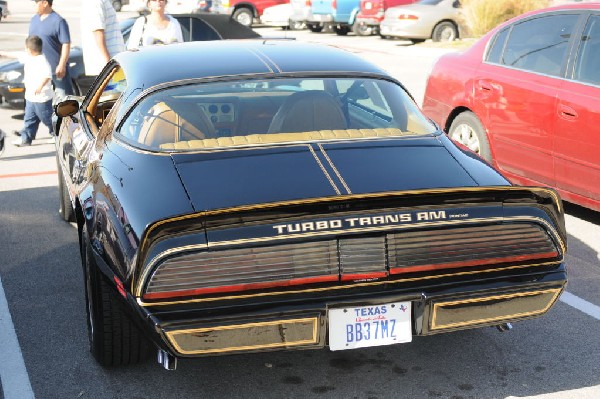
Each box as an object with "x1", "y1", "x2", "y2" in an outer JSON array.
[
  {"x1": 307, "y1": 13, "x2": 334, "y2": 23},
  {"x1": 0, "y1": 83, "x2": 25, "y2": 109},
  {"x1": 356, "y1": 17, "x2": 382, "y2": 26},
  {"x1": 141, "y1": 267, "x2": 566, "y2": 357}
]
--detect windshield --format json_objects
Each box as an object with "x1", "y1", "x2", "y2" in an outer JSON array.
[{"x1": 118, "y1": 77, "x2": 437, "y2": 151}]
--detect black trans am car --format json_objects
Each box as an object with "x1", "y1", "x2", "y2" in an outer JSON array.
[
  {"x1": 0, "y1": 13, "x2": 260, "y2": 109},
  {"x1": 54, "y1": 40, "x2": 567, "y2": 370}
]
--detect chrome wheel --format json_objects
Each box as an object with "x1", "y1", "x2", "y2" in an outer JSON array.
[
  {"x1": 233, "y1": 8, "x2": 253, "y2": 27},
  {"x1": 450, "y1": 122, "x2": 480, "y2": 154},
  {"x1": 448, "y1": 111, "x2": 492, "y2": 163}
]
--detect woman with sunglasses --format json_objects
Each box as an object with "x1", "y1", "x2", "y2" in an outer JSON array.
[{"x1": 127, "y1": 0, "x2": 183, "y2": 50}]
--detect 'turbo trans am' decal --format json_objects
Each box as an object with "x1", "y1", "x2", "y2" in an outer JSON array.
[{"x1": 272, "y1": 210, "x2": 473, "y2": 235}]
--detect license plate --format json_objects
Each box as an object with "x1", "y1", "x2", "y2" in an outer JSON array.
[{"x1": 328, "y1": 302, "x2": 411, "y2": 351}]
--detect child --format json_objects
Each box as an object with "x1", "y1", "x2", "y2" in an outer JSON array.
[{"x1": 13, "y1": 35, "x2": 54, "y2": 147}]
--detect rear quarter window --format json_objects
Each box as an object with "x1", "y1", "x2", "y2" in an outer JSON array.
[{"x1": 500, "y1": 14, "x2": 579, "y2": 76}]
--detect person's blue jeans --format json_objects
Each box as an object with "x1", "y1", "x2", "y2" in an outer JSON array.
[
  {"x1": 52, "y1": 68, "x2": 74, "y2": 102},
  {"x1": 20, "y1": 100, "x2": 54, "y2": 144}
]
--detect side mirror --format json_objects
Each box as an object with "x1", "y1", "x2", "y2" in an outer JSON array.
[{"x1": 54, "y1": 99, "x2": 80, "y2": 118}]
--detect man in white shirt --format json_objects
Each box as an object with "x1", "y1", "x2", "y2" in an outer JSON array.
[{"x1": 80, "y1": 0, "x2": 125, "y2": 76}]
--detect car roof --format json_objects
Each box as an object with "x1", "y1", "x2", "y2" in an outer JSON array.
[{"x1": 114, "y1": 40, "x2": 391, "y2": 90}]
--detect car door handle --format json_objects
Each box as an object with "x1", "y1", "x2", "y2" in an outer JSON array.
[
  {"x1": 476, "y1": 80, "x2": 498, "y2": 92},
  {"x1": 558, "y1": 104, "x2": 578, "y2": 120}
]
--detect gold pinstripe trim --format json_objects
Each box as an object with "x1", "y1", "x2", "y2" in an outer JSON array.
[
  {"x1": 308, "y1": 144, "x2": 341, "y2": 195},
  {"x1": 246, "y1": 48, "x2": 276, "y2": 73},
  {"x1": 137, "y1": 260, "x2": 563, "y2": 307},
  {"x1": 133, "y1": 186, "x2": 563, "y2": 293},
  {"x1": 317, "y1": 143, "x2": 351, "y2": 194},
  {"x1": 430, "y1": 288, "x2": 563, "y2": 330},
  {"x1": 165, "y1": 317, "x2": 318, "y2": 355},
  {"x1": 135, "y1": 215, "x2": 566, "y2": 297}
]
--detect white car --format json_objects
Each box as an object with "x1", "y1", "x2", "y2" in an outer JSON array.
[
  {"x1": 260, "y1": 3, "x2": 303, "y2": 29},
  {"x1": 121, "y1": 0, "x2": 149, "y2": 13},
  {"x1": 261, "y1": 0, "x2": 307, "y2": 29},
  {"x1": 166, "y1": 0, "x2": 206, "y2": 13}
]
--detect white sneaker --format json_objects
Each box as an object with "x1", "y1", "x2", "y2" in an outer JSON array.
[{"x1": 12, "y1": 139, "x2": 31, "y2": 147}]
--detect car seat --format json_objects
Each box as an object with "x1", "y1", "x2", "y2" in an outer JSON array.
[{"x1": 267, "y1": 90, "x2": 347, "y2": 134}]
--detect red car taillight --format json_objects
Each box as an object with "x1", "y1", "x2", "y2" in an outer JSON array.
[{"x1": 398, "y1": 13, "x2": 418, "y2": 20}]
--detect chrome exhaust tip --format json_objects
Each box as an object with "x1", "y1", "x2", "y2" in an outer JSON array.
[{"x1": 157, "y1": 349, "x2": 177, "y2": 370}]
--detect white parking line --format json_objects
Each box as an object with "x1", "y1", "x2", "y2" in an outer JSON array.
[
  {"x1": 0, "y1": 275, "x2": 35, "y2": 399},
  {"x1": 560, "y1": 291, "x2": 600, "y2": 320}
]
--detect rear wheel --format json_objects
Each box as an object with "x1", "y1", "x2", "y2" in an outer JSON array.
[
  {"x1": 289, "y1": 20, "x2": 305, "y2": 30},
  {"x1": 352, "y1": 23, "x2": 372, "y2": 36},
  {"x1": 57, "y1": 165, "x2": 75, "y2": 222},
  {"x1": 232, "y1": 7, "x2": 254, "y2": 27},
  {"x1": 307, "y1": 23, "x2": 323, "y2": 32},
  {"x1": 448, "y1": 111, "x2": 492, "y2": 163},
  {"x1": 432, "y1": 21, "x2": 458, "y2": 42},
  {"x1": 333, "y1": 25, "x2": 350, "y2": 36},
  {"x1": 83, "y1": 232, "x2": 150, "y2": 367}
]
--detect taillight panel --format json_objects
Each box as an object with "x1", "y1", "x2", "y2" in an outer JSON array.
[{"x1": 143, "y1": 222, "x2": 561, "y2": 300}]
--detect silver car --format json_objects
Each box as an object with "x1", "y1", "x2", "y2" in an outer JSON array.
[{"x1": 379, "y1": 0, "x2": 462, "y2": 42}]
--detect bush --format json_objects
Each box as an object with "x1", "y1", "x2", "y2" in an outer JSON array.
[{"x1": 461, "y1": 0, "x2": 551, "y2": 37}]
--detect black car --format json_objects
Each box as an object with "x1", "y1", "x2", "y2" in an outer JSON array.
[
  {"x1": 54, "y1": 40, "x2": 567, "y2": 370},
  {"x1": 0, "y1": 13, "x2": 260, "y2": 109}
]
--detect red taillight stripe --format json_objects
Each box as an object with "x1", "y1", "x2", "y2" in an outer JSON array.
[
  {"x1": 341, "y1": 272, "x2": 388, "y2": 281},
  {"x1": 389, "y1": 252, "x2": 559, "y2": 275},
  {"x1": 143, "y1": 275, "x2": 338, "y2": 300}
]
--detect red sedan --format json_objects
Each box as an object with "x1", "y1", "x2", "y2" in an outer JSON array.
[{"x1": 423, "y1": 3, "x2": 600, "y2": 212}]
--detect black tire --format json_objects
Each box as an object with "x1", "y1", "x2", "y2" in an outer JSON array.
[
  {"x1": 83, "y1": 233, "x2": 150, "y2": 367},
  {"x1": 410, "y1": 38, "x2": 426, "y2": 44},
  {"x1": 57, "y1": 165, "x2": 76, "y2": 222},
  {"x1": 307, "y1": 23, "x2": 323, "y2": 33},
  {"x1": 448, "y1": 111, "x2": 492, "y2": 163},
  {"x1": 333, "y1": 25, "x2": 350, "y2": 36},
  {"x1": 432, "y1": 21, "x2": 458, "y2": 42},
  {"x1": 232, "y1": 7, "x2": 254, "y2": 27},
  {"x1": 112, "y1": 0, "x2": 122, "y2": 12},
  {"x1": 352, "y1": 23, "x2": 372, "y2": 36}
]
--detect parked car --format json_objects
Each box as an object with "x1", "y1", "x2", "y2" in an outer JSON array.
[
  {"x1": 354, "y1": 0, "x2": 418, "y2": 36},
  {"x1": 166, "y1": 0, "x2": 209, "y2": 13},
  {"x1": 121, "y1": 0, "x2": 149, "y2": 13},
  {"x1": 54, "y1": 39, "x2": 567, "y2": 369},
  {"x1": 0, "y1": 14, "x2": 260, "y2": 109},
  {"x1": 0, "y1": 128, "x2": 5, "y2": 157},
  {"x1": 261, "y1": 3, "x2": 306, "y2": 30},
  {"x1": 423, "y1": 3, "x2": 600, "y2": 213},
  {"x1": 290, "y1": 0, "x2": 311, "y2": 28},
  {"x1": 379, "y1": 0, "x2": 461, "y2": 42},
  {"x1": 211, "y1": 0, "x2": 289, "y2": 26},
  {"x1": 0, "y1": 0, "x2": 9, "y2": 22},
  {"x1": 308, "y1": 0, "x2": 360, "y2": 35}
]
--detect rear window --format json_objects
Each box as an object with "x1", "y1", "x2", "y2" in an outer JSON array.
[{"x1": 118, "y1": 77, "x2": 437, "y2": 151}]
